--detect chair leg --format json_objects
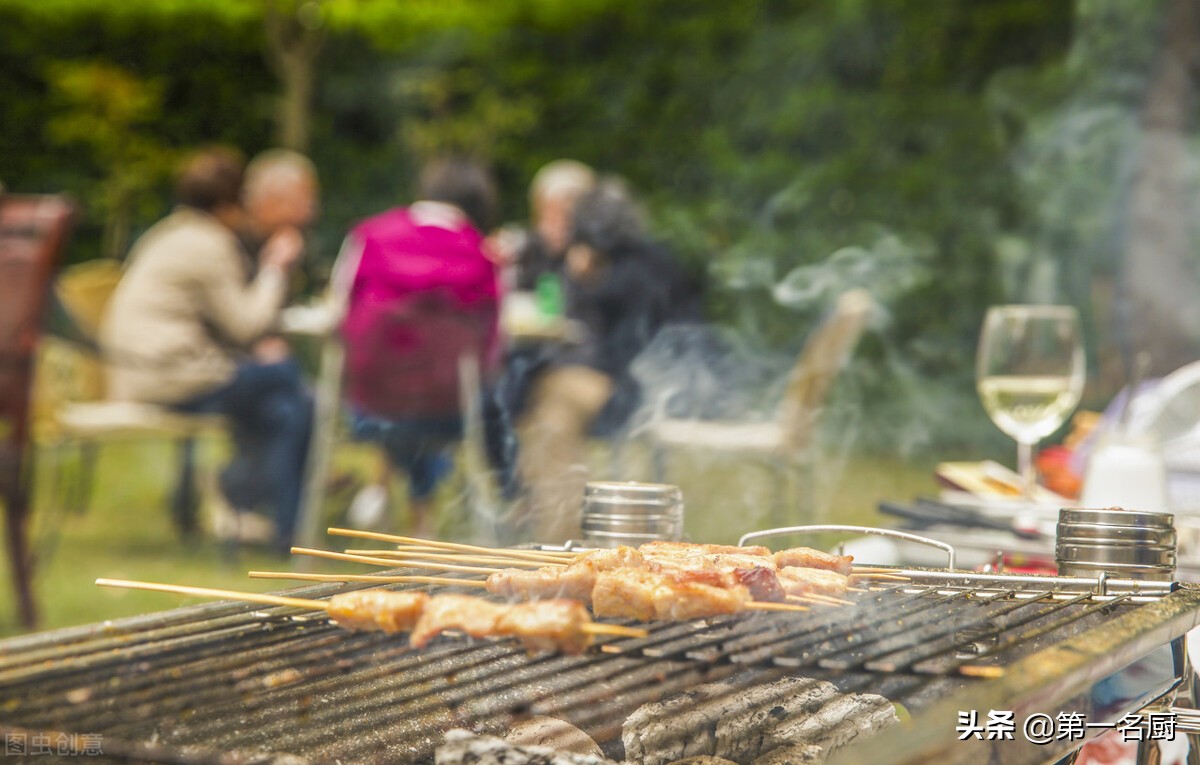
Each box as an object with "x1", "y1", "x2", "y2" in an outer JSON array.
[
  {"x1": 1, "y1": 442, "x2": 38, "y2": 628},
  {"x1": 172, "y1": 437, "x2": 199, "y2": 538},
  {"x1": 72, "y1": 441, "x2": 99, "y2": 516}
]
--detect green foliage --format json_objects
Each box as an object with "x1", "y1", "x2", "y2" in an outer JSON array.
[
  {"x1": 44, "y1": 61, "x2": 177, "y2": 258},
  {"x1": 0, "y1": 0, "x2": 1100, "y2": 455}
]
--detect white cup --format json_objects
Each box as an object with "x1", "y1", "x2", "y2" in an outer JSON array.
[{"x1": 1080, "y1": 436, "x2": 1168, "y2": 512}]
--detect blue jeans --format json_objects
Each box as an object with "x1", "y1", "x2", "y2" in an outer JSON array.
[
  {"x1": 176, "y1": 360, "x2": 312, "y2": 550},
  {"x1": 350, "y1": 414, "x2": 460, "y2": 500}
]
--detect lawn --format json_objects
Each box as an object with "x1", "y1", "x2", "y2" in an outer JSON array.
[{"x1": 0, "y1": 435, "x2": 939, "y2": 637}]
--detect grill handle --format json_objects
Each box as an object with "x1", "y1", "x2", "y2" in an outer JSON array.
[{"x1": 739, "y1": 525, "x2": 956, "y2": 570}]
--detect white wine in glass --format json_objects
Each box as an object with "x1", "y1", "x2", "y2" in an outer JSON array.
[{"x1": 976, "y1": 305, "x2": 1085, "y2": 500}]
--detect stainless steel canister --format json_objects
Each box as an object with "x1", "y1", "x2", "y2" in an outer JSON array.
[
  {"x1": 581, "y1": 481, "x2": 684, "y2": 548},
  {"x1": 1055, "y1": 507, "x2": 1176, "y2": 580}
]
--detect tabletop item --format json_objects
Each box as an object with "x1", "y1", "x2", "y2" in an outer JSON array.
[
  {"x1": 976, "y1": 305, "x2": 1085, "y2": 501},
  {"x1": 1055, "y1": 507, "x2": 1176, "y2": 580},
  {"x1": 1079, "y1": 435, "x2": 1168, "y2": 512},
  {"x1": 580, "y1": 481, "x2": 684, "y2": 548}
]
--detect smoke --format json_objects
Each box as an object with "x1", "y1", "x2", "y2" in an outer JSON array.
[{"x1": 771, "y1": 233, "x2": 930, "y2": 314}]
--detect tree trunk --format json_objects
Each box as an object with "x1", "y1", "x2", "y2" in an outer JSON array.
[
  {"x1": 278, "y1": 53, "x2": 314, "y2": 152},
  {"x1": 264, "y1": 0, "x2": 323, "y2": 153},
  {"x1": 1120, "y1": 0, "x2": 1200, "y2": 377}
]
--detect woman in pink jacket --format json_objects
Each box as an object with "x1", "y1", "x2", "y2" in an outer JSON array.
[{"x1": 341, "y1": 159, "x2": 501, "y2": 533}]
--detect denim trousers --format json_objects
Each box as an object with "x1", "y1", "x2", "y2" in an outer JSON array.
[{"x1": 176, "y1": 359, "x2": 312, "y2": 549}]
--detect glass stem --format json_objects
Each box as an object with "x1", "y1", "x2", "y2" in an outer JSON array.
[{"x1": 1018, "y1": 440, "x2": 1036, "y2": 502}]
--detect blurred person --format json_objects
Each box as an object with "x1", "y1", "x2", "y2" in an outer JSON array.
[
  {"x1": 216, "y1": 149, "x2": 320, "y2": 512},
  {"x1": 494, "y1": 159, "x2": 595, "y2": 291},
  {"x1": 99, "y1": 146, "x2": 311, "y2": 552},
  {"x1": 340, "y1": 158, "x2": 502, "y2": 536},
  {"x1": 242, "y1": 149, "x2": 319, "y2": 254},
  {"x1": 516, "y1": 179, "x2": 702, "y2": 542}
]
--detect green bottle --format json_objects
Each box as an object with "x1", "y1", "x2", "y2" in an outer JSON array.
[{"x1": 536, "y1": 273, "x2": 563, "y2": 318}]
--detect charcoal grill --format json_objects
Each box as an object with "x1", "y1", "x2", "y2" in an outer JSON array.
[{"x1": 3, "y1": 527, "x2": 1200, "y2": 765}]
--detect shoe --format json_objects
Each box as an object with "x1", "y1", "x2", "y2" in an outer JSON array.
[
  {"x1": 232, "y1": 511, "x2": 277, "y2": 545},
  {"x1": 208, "y1": 493, "x2": 277, "y2": 545},
  {"x1": 347, "y1": 484, "x2": 390, "y2": 530}
]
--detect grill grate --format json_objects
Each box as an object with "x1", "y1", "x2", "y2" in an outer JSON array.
[{"x1": 0, "y1": 570, "x2": 1189, "y2": 764}]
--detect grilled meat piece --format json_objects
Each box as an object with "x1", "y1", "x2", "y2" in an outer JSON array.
[
  {"x1": 639, "y1": 541, "x2": 773, "y2": 558},
  {"x1": 404, "y1": 594, "x2": 597, "y2": 654},
  {"x1": 487, "y1": 547, "x2": 644, "y2": 601},
  {"x1": 591, "y1": 569, "x2": 749, "y2": 621},
  {"x1": 495, "y1": 599, "x2": 594, "y2": 654},
  {"x1": 410, "y1": 594, "x2": 505, "y2": 648},
  {"x1": 735, "y1": 567, "x2": 787, "y2": 602},
  {"x1": 775, "y1": 567, "x2": 849, "y2": 598},
  {"x1": 773, "y1": 547, "x2": 853, "y2": 576},
  {"x1": 487, "y1": 564, "x2": 596, "y2": 601},
  {"x1": 327, "y1": 590, "x2": 429, "y2": 632}
]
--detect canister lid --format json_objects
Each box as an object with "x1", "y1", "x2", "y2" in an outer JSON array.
[
  {"x1": 1057, "y1": 507, "x2": 1175, "y2": 529},
  {"x1": 584, "y1": 481, "x2": 683, "y2": 504}
]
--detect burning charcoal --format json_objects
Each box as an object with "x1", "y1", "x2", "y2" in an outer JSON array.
[
  {"x1": 751, "y1": 692, "x2": 899, "y2": 764},
  {"x1": 713, "y1": 677, "x2": 837, "y2": 762},
  {"x1": 505, "y1": 717, "x2": 604, "y2": 758},
  {"x1": 621, "y1": 670, "x2": 794, "y2": 763},
  {"x1": 623, "y1": 675, "x2": 897, "y2": 765},
  {"x1": 747, "y1": 744, "x2": 824, "y2": 765},
  {"x1": 436, "y1": 729, "x2": 618, "y2": 765}
]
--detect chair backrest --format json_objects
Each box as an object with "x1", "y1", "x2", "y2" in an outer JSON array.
[
  {"x1": 343, "y1": 292, "x2": 490, "y2": 420},
  {"x1": 0, "y1": 194, "x2": 75, "y2": 435},
  {"x1": 56, "y1": 258, "x2": 123, "y2": 340},
  {"x1": 776, "y1": 288, "x2": 873, "y2": 450}
]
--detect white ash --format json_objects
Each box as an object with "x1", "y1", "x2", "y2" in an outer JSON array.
[
  {"x1": 436, "y1": 729, "x2": 619, "y2": 765},
  {"x1": 622, "y1": 676, "x2": 898, "y2": 765}
]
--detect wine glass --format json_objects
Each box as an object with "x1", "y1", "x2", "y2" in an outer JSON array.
[{"x1": 976, "y1": 305, "x2": 1085, "y2": 501}]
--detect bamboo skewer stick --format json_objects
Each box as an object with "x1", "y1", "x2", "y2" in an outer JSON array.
[
  {"x1": 850, "y1": 573, "x2": 910, "y2": 582},
  {"x1": 326, "y1": 528, "x2": 568, "y2": 564},
  {"x1": 96, "y1": 578, "x2": 330, "y2": 609},
  {"x1": 794, "y1": 592, "x2": 854, "y2": 606},
  {"x1": 746, "y1": 602, "x2": 809, "y2": 612},
  {"x1": 97, "y1": 578, "x2": 645, "y2": 640},
  {"x1": 249, "y1": 571, "x2": 488, "y2": 587},
  {"x1": 291, "y1": 547, "x2": 501, "y2": 574},
  {"x1": 342, "y1": 550, "x2": 562, "y2": 569},
  {"x1": 785, "y1": 595, "x2": 834, "y2": 607}
]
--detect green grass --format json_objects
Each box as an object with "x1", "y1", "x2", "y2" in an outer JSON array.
[{"x1": 0, "y1": 436, "x2": 936, "y2": 638}]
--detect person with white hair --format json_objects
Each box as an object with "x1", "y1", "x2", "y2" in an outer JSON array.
[
  {"x1": 243, "y1": 149, "x2": 319, "y2": 246},
  {"x1": 500, "y1": 159, "x2": 596, "y2": 291}
]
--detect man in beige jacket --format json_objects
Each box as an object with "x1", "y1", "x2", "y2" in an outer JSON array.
[{"x1": 100, "y1": 147, "x2": 310, "y2": 551}]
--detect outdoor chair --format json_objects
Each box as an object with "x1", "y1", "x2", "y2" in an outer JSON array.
[
  {"x1": 638, "y1": 288, "x2": 873, "y2": 527},
  {"x1": 36, "y1": 259, "x2": 225, "y2": 539},
  {"x1": 0, "y1": 192, "x2": 75, "y2": 628}
]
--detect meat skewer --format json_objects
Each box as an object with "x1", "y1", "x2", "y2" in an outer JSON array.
[
  {"x1": 256, "y1": 561, "x2": 813, "y2": 618},
  {"x1": 94, "y1": 578, "x2": 645, "y2": 655},
  {"x1": 325, "y1": 527, "x2": 896, "y2": 577},
  {"x1": 290, "y1": 545, "x2": 850, "y2": 608}
]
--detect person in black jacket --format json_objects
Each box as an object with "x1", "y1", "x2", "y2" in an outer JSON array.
[{"x1": 515, "y1": 179, "x2": 701, "y2": 541}]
